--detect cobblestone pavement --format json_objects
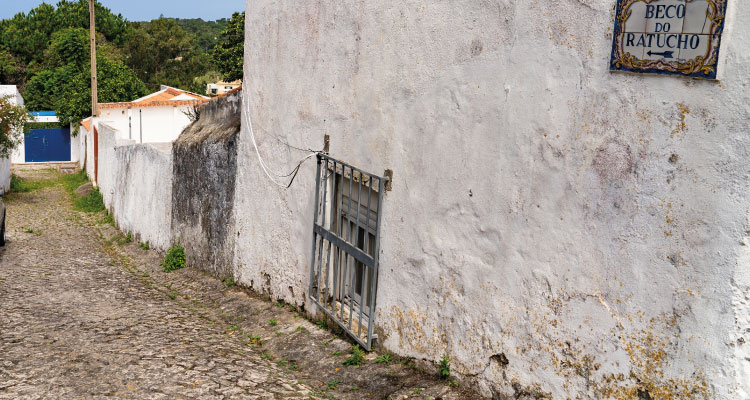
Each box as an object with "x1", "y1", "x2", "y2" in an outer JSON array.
[
  {"x1": 0, "y1": 174, "x2": 313, "y2": 399},
  {"x1": 0, "y1": 171, "x2": 479, "y2": 400}
]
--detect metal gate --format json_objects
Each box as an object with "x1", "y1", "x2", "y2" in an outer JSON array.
[
  {"x1": 24, "y1": 128, "x2": 71, "y2": 162},
  {"x1": 308, "y1": 154, "x2": 386, "y2": 350}
]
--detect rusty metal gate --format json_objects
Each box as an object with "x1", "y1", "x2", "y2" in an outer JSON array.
[{"x1": 308, "y1": 154, "x2": 386, "y2": 350}]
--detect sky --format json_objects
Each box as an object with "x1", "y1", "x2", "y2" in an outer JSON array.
[{"x1": 0, "y1": 1, "x2": 244, "y2": 22}]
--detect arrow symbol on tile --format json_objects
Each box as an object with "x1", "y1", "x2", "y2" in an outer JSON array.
[{"x1": 647, "y1": 50, "x2": 674, "y2": 58}]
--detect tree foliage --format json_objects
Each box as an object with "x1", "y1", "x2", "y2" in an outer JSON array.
[
  {"x1": 0, "y1": 1, "x2": 239, "y2": 126},
  {"x1": 0, "y1": 96, "x2": 30, "y2": 158},
  {"x1": 212, "y1": 12, "x2": 244, "y2": 82}
]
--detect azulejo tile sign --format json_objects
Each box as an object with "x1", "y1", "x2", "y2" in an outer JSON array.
[{"x1": 610, "y1": 0, "x2": 727, "y2": 79}]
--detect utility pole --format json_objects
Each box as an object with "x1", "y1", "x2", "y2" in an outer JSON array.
[{"x1": 89, "y1": 0, "x2": 98, "y2": 117}]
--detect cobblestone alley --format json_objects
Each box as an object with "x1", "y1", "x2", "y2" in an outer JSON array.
[{"x1": 0, "y1": 171, "x2": 473, "y2": 400}]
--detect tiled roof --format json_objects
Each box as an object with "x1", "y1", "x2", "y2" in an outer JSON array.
[
  {"x1": 98, "y1": 87, "x2": 209, "y2": 110},
  {"x1": 98, "y1": 99, "x2": 208, "y2": 109}
]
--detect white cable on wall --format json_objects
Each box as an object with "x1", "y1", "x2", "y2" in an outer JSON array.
[{"x1": 242, "y1": 91, "x2": 318, "y2": 188}]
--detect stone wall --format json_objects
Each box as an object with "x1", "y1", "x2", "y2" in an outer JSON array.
[
  {"x1": 238, "y1": 0, "x2": 750, "y2": 398},
  {"x1": 171, "y1": 91, "x2": 241, "y2": 277}
]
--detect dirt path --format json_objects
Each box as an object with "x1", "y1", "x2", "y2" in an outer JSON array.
[{"x1": 0, "y1": 171, "x2": 477, "y2": 400}]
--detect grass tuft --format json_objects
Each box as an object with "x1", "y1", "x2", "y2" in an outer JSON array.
[
  {"x1": 74, "y1": 187, "x2": 105, "y2": 213},
  {"x1": 10, "y1": 173, "x2": 55, "y2": 193}
]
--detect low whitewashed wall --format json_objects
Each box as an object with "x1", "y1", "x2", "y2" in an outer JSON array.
[
  {"x1": 0, "y1": 158, "x2": 10, "y2": 192},
  {"x1": 96, "y1": 123, "x2": 173, "y2": 250},
  {"x1": 95, "y1": 123, "x2": 120, "y2": 208},
  {"x1": 238, "y1": 0, "x2": 750, "y2": 398},
  {"x1": 111, "y1": 142, "x2": 173, "y2": 250}
]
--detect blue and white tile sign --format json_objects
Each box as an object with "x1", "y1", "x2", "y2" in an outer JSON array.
[{"x1": 610, "y1": 0, "x2": 727, "y2": 79}]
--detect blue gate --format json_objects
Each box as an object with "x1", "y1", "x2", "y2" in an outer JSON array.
[{"x1": 25, "y1": 128, "x2": 71, "y2": 162}]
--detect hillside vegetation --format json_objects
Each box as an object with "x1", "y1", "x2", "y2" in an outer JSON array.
[{"x1": 0, "y1": 1, "x2": 244, "y2": 127}]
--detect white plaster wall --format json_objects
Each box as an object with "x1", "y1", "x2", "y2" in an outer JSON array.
[
  {"x1": 78, "y1": 125, "x2": 88, "y2": 172},
  {"x1": 111, "y1": 142, "x2": 174, "y2": 250},
  {"x1": 0, "y1": 158, "x2": 10, "y2": 192},
  {"x1": 98, "y1": 112, "x2": 130, "y2": 141},
  {"x1": 96, "y1": 123, "x2": 128, "y2": 209},
  {"x1": 95, "y1": 122, "x2": 174, "y2": 249},
  {"x1": 0, "y1": 86, "x2": 20, "y2": 185},
  {"x1": 2, "y1": 85, "x2": 25, "y2": 164},
  {"x1": 70, "y1": 125, "x2": 80, "y2": 163},
  {"x1": 103, "y1": 106, "x2": 195, "y2": 144},
  {"x1": 239, "y1": 0, "x2": 750, "y2": 398},
  {"x1": 82, "y1": 125, "x2": 96, "y2": 181}
]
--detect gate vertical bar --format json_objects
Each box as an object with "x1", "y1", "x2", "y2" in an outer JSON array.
[
  {"x1": 349, "y1": 171, "x2": 363, "y2": 331},
  {"x1": 324, "y1": 161, "x2": 338, "y2": 308},
  {"x1": 307, "y1": 155, "x2": 322, "y2": 302},
  {"x1": 358, "y1": 176, "x2": 373, "y2": 337},
  {"x1": 367, "y1": 176, "x2": 386, "y2": 349}
]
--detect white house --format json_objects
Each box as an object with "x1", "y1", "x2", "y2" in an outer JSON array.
[
  {"x1": 94, "y1": 86, "x2": 208, "y2": 143},
  {"x1": 206, "y1": 80, "x2": 241, "y2": 96},
  {"x1": 80, "y1": 86, "x2": 208, "y2": 183}
]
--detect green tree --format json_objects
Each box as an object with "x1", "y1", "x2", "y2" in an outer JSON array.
[
  {"x1": 25, "y1": 58, "x2": 146, "y2": 127},
  {"x1": 0, "y1": 48, "x2": 25, "y2": 88},
  {"x1": 47, "y1": 27, "x2": 89, "y2": 67},
  {"x1": 124, "y1": 18, "x2": 213, "y2": 92},
  {"x1": 212, "y1": 12, "x2": 244, "y2": 82},
  {"x1": 0, "y1": 96, "x2": 30, "y2": 158},
  {"x1": 173, "y1": 18, "x2": 228, "y2": 52}
]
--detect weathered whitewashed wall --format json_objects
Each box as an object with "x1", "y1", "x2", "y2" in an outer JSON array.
[
  {"x1": 111, "y1": 142, "x2": 174, "y2": 250},
  {"x1": 171, "y1": 91, "x2": 241, "y2": 277},
  {"x1": 239, "y1": 0, "x2": 749, "y2": 398},
  {"x1": 0, "y1": 158, "x2": 10, "y2": 192},
  {"x1": 95, "y1": 123, "x2": 173, "y2": 250}
]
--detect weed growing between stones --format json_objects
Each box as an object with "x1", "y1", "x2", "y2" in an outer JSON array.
[
  {"x1": 375, "y1": 352, "x2": 393, "y2": 365},
  {"x1": 439, "y1": 354, "x2": 451, "y2": 380},
  {"x1": 139, "y1": 241, "x2": 150, "y2": 250},
  {"x1": 161, "y1": 245, "x2": 186, "y2": 272},
  {"x1": 268, "y1": 319, "x2": 277, "y2": 326},
  {"x1": 223, "y1": 276, "x2": 235, "y2": 287},
  {"x1": 343, "y1": 345, "x2": 365, "y2": 367},
  {"x1": 97, "y1": 213, "x2": 114, "y2": 226},
  {"x1": 116, "y1": 232, "x2": 133, "y2": 246}
]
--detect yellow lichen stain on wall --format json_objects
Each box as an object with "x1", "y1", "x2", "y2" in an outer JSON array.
[
  {"x1": 671, "y1": 104, "x2": 690, "y2": 136},
  {"x1": 539, "y1": 292, "x2": 712, "y2": 400}
]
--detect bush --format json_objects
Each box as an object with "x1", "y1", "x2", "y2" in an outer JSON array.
[
  {"x1": 161, "y1": 245, "x2": 186, "y2": 272},
  {"x1": 74, "y1": 187, "x2": 105, "y2": 212}
]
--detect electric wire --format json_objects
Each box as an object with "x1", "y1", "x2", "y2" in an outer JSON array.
[{"x1": 242, "y1": 94, "x2": 319, "y2": 188}]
